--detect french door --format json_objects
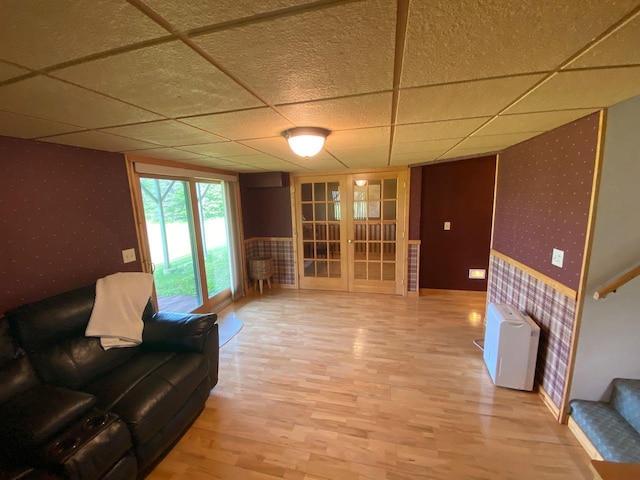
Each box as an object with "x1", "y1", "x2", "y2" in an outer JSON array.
[
  {"x1": 295, "y1": 171, "x2": 406, "y2": 295},
  {"x1": 138, "y1": 176, "x2": 233, "y2": 313}
]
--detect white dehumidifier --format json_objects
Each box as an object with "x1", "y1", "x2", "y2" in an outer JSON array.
[{"x1": 483, "y1": 303, "x2": 540, "y2": 391}]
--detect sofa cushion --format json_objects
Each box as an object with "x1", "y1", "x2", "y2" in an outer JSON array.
[
  {"x1": 570, "y1": 399, "x2": 640, "y2": 463},
  {"x1": 0, "y1": 385, "x2": 96, "y2": 451},
  {"x1": 83, "y1": 352, "x2": 209, "y2": 445},
  {"x1": 0, "y1": 354, "x2": 40, "y2": 405}
]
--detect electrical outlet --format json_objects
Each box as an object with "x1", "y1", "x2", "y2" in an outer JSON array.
[
  {"x1": 444, "y1": 221, "x2": 451, "y2": 231},
  {"x1": 552, "y1": 248, "x2": 564, "y2": 268},
  {"x1": 122, "y1": 248, "x2": 136, "y2": 264}
]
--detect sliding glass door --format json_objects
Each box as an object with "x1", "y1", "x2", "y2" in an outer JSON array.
[{"x1": 139, "y1": 176, "x2": 233, "y2": 312}]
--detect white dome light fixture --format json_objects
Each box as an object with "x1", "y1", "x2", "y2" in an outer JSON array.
[{"x1": 282, "y1": 127, "x2": 331, "y2": 158}]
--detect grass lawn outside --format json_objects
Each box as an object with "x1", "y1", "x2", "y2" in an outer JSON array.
[{"x1": 153, "y1": 245, "x2": 231, "y2": 298}]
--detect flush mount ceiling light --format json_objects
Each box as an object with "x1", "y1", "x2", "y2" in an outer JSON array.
[{"x1": 282, "y1": 127, "x2": 331, "y2": 158}]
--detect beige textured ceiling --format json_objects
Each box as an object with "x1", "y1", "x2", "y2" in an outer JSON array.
[{"x1": 1, "y1": 0, "x2": 639, "y2": 173}]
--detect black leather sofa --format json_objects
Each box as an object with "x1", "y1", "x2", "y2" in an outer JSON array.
[{"x1": 0, "y1": 283, "x2": 219, "y2": 479}]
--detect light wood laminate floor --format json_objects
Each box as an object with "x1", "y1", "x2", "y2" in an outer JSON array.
[{"x1": 149, "y1": 289, "x2": 592, "y2": 479}]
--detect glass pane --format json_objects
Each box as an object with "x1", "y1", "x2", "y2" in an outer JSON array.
[
  {"x1": 302, "y1": 224, "x2": 313, "y2": 240},
  {"x1": 354, "y1": 242, "x2": 366, "y2": 261},
  {"x1": 354, "y1": 184, "x2": 366, "y2": 201},
  {"x1": 301, "y1": 183, "x2": 312, "y2": 202},
  {"x1": 354, "y1": 262, "x2": 366, "y2": 280},
  {"x1": 329, "y1": 262, "x2": 341, "y2": 278},
  {"x1": 304, "y1": 260, "x2": 315, "y2": 277},
  {"x1": 314, "y1": 203, "x2": 326, "y2": 221},
  {"x1": 197, "y1": 182, "x2": 231, "y2": 298},
  {"x1": 140, "y1": 178, "x2": 201, "y2": 312},
  {"x1": 383, "y1": 179, "x2": 397, "y2": 199},
  {"x1": 314, "y1": 224, "x2": 327, "y2": 240},
  {"x1": 328, "y1": 184, "x2": 340, "y2": 221},
  {"x1": 368, "y1": 242, "x2": 381, "y2": 260},
  {"x1": 354, "y1": 224, "x2": 366, "y2": 241},
  {"x1": 303, "y1": 242, "x2": 315, "y2": 259},
  {"x1": 314, "y1": 183, "x2": 326, "y2": 201},
  {"x1": 353, "y1": 201, "x2": 366, "y2": 220},
  {"x1": 383, "y1": 223, "x2": 396, "y2": 241},
  {"x1": 329, "y1": 242, "x2": 340, "y2": 259},
  {"x1": 368, "y1": 262, "x2": 381, "y2": 280},
  {"x1": 383, "y1": 263, "x2": 395, "y2": 281},
  {"x1": 328, "y1": 224, "x2": 340, "y2": 240},
  {"x1": 383, "y1": 200, "x2": 396, "y2": 220},
  {"x1": 368, "y1": 224, "x2": 381, "y2": 241},
  {"x1": 317, "y1": 242, "x2": 328, "y2": 258},
  {"x1": 302, "y1": 203, "x2": 313, "y2": 221},
  {"x1": 368, "y1": 181, "x2": 381, "y2": 199},
  {"x1": 316, "y1": 261, "x2": 328, "y2": 277},
  {"x1": 383, "y1": 243, "x2": 396, "y2": 261}
]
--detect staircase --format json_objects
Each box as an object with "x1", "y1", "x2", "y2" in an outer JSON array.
[{"x1": 570, "y1": 379, "x2": 640, "y2": 463}]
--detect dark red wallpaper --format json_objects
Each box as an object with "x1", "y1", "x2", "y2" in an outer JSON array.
[
  {"x1": 420, "y1": 156, "x2": 496, "y2": 291},
  {"x1": 492, "y1": 113, "x2": 600, "y2": 290},
  {"x1": 0, "y1": 136, "x2": 141, "y2": 313},
  {"x1": 239, "y1": 173, "x2": 292, "y2": 239}
]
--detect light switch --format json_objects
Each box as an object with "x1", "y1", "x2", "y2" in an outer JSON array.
[
  {"x1": 552, "y1": 248, "x2": 564, "y2": 268},
  {"x1": 122, "y1": 248, "x2": 136, "y2": 264},
  {"x1": 444, "y1": 221, "x2": 451, "y2": 231}
]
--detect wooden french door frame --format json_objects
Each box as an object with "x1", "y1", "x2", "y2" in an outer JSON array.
[{"x1": 293, "y1": 169, "x2": 407, "y2": 295}]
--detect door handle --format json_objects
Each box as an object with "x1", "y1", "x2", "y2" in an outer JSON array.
[{"x1": 348, "y1": 239, "x2": 354, "y2": 243}]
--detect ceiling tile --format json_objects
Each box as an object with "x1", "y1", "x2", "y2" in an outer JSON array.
[
  {"x1": 0, "y1": 1, "x2": 167, "y2": 69},
  {"x1": 458, "y1": 132, "x2": 542, "y2": 149},
  {"x1": 508, "y1": 67, "x2": 640, "y2": 114},
  {"x1": 192, "y1": 0, "x2": 396, "y2": 104},
  {"x1": 183, "y1": 157, "x2": 240, "y2": 168},
  {"x1": 0, "y1": 61, "x2": 29, "y2": 82},
  {"x1": 0, "y1": 76, "x2": 163, "y2": 128},
  {"x1": 100, "y1": 120, "x2": 226, "y2": 147},
  {"x1": 325, "y1": 127, "x2": 391, "y2": 150},
  {"x1": 0, "y1": 111, "x2": 81, "y2": 139},
  {"x1": 52, "y1": 41, "x2": 263, "y2": 117},
  {"x1": 218, "y1": 153, "x2": 290, "y2": 166},
  {"x1": 277, "y1": 93, "x2": 392, "y2": 131},
  {"x1": 298, "y1": 157, "x2": 346, "y2": 171},
  {"x1": 125, "y1": 147, "x2": 207, "y2": 161},
  {"x1": 144, "y1": 0, "x2": 318, "y2": 31},
  {"x1": 328, "y1": 145, "x2": 390, "y2": 167},
  {"x1": 567, "y1": 15, "x2": 640, "y2": 69},
  {"x1": 178, "y1": 142, "x2": 259, "y2": 157},
  {"x1": 402, "y1": 0, "x2": 639, "y2": 87},
  {"x1": 476, "y1": 109, "x2": 598, "y2": 136},
  {"x1": 240, "y1": 136, "x2": 335, "y2": 163},
  {"x1": 393, "y1": 138, "x2": 462, "y2": 155},
  {"x1": 395, "y1": 118, "x2": 490, "y2": 143},
  {"x1": 389, "y1": 151, "x2": 443, "y2": 166},
  {"x1": 180, "y1": 107, "x2": 294, "y2": 140},
  {"x1": 397, "y1": 75, "x2": 544, "y2": 124},
  {"x1": 41, "y1": 131, "x2": 158, "y2": 152}
]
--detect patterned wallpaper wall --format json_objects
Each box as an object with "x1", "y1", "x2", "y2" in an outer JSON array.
[
  {"x1": 489, "y1": 255, "x2": 576, "y2": 408},
  {"x1": 0, "y1": 136, "x2": 140, "y2": 313},
  {"x1": 407, "y1": 242, "x2": 420, "y2": 293},
  {"x1": 245, "y1": 238, "x2": 295, "y2": 286},
  {"x1": 493, "y1": 112, "x2": 600, "y2": 290}
]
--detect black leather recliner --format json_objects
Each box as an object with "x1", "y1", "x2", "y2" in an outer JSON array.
[{"x1": 0, "y1": 283, "x2": 219, "y2": 479}]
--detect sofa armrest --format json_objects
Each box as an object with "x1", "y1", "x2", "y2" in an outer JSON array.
[
  {"x1": 0, "y1": 386, "x2": 96, "y2": 457},
  {"x1": 142, "y1": 311, "x2": 218, "y2": 354}
]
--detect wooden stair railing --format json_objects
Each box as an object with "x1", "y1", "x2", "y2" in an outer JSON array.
[{"x1": 593, "y1": 261, "x2": 640, "y2": 299}]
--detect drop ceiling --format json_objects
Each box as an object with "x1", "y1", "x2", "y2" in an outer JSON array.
[{"x1": 1, "y1": 0, "x2": 639, "y2": 173}]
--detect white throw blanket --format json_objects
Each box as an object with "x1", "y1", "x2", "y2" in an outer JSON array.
[{"x1": 85, "y1": 272, "x2": 154, "y2": 350}]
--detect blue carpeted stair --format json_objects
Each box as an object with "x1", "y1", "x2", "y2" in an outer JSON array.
[{"x1": 570, "y1": 378, "x2": 640, "y2": 463}]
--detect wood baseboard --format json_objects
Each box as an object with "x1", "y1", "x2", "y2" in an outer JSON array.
[
  {"x1": 538, "y1": 386, "x2": 561, "y2": 420},
  {"x1": 568, "y1": 417, "x2": 604, "y2": 461}
]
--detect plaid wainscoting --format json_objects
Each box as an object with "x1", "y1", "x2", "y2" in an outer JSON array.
[
  {"x1": 407, "y1": 241, "x2": 420, "y2": 293},
  {"x1": 245, "y1": 238, "x2": 295, "y2": 286},
  {"x1": 488, "y1": 254, "x2": 576, "y2": 408}
]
